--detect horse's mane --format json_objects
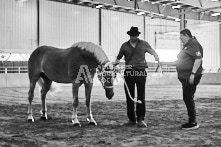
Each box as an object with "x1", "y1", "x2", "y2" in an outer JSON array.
[{"x1": 72, "y1": 42, "x2": 109, "y2": 65}]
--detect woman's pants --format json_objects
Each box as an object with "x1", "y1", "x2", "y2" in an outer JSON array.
[{"x1": 179, "y1": 74, "x2": 202, "y2": 123}]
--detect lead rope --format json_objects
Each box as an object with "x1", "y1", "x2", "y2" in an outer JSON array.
[
  {"x1": 116, "y1": 62, "x2": 163, "y2": 104},
  {"x1": 155, "y1": 61, "x2": 164, "y2": 75},
  {"x1": 121, "y1": 75, "x2": 142, "y2": 104}
]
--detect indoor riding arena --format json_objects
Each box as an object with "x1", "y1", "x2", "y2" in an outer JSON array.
[{"x1": 0, "y1": 0, "x2": 221, "y2": 147}]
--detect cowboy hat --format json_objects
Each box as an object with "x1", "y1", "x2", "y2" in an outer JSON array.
[{"x1": 127, "y1": 26, "x2": 141, "y2": 36}]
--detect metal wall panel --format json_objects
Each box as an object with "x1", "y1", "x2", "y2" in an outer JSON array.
[
  {"x1": 187, "y1": 22, "x2": 221, "y2": 72},
  {"x1": 102, "y1": 10, "x2": 144, "y2": 61},
  {"x1": 0, "y1": 0, "x2": 37, "y2": 53},
  {"x1": 145, "y1": 17, "x2": 180, "y2": 49},
  {"x1": 145, "y1": 17, "x2": 180, "y2": 62},
  {"x1": 40, "y1": 0, "x2": 99, "y2": 48}
]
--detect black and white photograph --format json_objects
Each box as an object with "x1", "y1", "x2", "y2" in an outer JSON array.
[{"x1": 0, "y1": 0, "x2": 221, "y2": 146}]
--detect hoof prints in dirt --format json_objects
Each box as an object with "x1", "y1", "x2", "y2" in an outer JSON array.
[{"x1": 0, "y1": 99, "x2": 221, "y2": 147}]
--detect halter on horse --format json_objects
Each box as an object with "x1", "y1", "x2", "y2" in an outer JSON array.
[{"x1": 27, "y1": 42, "x2": 115, "y2": 126}]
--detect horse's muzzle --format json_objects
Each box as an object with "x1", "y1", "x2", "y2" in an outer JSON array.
[{"x1": 105, "y1": 90, "x2": 114, "y2": 100}]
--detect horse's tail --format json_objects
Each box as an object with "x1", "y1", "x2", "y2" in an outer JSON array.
[{"x1": 37, "y1": 78, "x2": 58, "y2": 97}]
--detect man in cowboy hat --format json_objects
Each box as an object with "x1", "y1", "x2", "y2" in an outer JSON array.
[{"x1": 115, "y1": 26, "x2": 159, "y2": 127}]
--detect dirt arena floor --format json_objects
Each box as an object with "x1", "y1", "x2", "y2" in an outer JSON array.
[{"x1": 0, "y1": 84, "x2": 221, "y2": 147}]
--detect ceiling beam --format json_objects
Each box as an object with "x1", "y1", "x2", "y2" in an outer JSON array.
[
  {"x1": 179, "y1": 0, "x2": 202, "y2": 8},
  {"x1": 203, "y1": 6, "x2": 221, "y2": 11},
  {"x1": 48, "y1": 0, "x2": 221, "y2": 22}
]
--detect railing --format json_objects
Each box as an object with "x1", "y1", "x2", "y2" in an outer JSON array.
[
  {"x1": 0, "y1": 66, "x2": 220, "y2": 74},
  {"x1": 0, "y1": 66, "x2": 28, "y2": 74},
  {"x1": 147, "y1": 66, "x2": 176, "y2": 73},
  {"x1": 0, "y1": 66, "x2": 176, "y2": 74},
  {"x1": 115, "y1": 65, "x2": 177, "y2": 74}
]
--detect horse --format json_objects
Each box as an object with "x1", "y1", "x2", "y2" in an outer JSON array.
[{"x1": 27, "y1": 42, "x2": 115, "y2": 126}]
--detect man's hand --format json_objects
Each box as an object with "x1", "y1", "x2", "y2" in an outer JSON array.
[
  {"x1": 114, "y1": 59, "x2": 120, "y2": 66},
  {"x1": 154, "y1": 55, "x2": 159, "y2": 62}
]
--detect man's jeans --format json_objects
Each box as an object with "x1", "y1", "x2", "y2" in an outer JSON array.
[{"x1": 124, "y1": 69, "x2": 147, "y2": 122}]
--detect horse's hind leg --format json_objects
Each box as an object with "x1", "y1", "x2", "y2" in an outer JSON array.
[
  {"x1": 40, "y1": 74, "x2": 52, "y2": 120},
  {"x1": 27, "y1": 76, "x2": 39, "y2": 122},
  {"x1": 85, "y1": 83, "x2": 97, "y2": 126}
]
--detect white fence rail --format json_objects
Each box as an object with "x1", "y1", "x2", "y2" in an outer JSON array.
[
  {"x1": 0, "y1": 66, "x2": 177, "y2": 74},
  {"x1": 148, "y1": 66, "x2": 176, "y2": 73},
  {"x1": 0, "y1": 66, "x2": 28, "y2": 74}
]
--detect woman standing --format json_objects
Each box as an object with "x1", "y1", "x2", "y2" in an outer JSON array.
[{"x1": 162, "y1": 29, "x2": 203, "y2": 130}]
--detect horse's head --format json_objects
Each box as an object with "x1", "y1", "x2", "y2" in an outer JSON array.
[{"x1": 97, "y1": 62, "x2": 116, "y2": 100}]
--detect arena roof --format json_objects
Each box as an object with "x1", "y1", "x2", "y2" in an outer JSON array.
[{"x1": 49, "y1": 0, "x2": 221, "y2": 22}]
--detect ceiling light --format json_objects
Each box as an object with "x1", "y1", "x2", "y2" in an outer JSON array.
[
  {"x1": 137, "y1": 12, "x2": 145, "y2": 15},
  {"x1": 211, "y1": 0, "x2": 219, "y2": 2},
  {"x1": 211, "y1": 12, "x2": 220, "y2": 16},
  {"x1": 175, "y1": 18, "x2": 180, "y2": 22},
  {"x1": 95, "y1": 4, "x2": 103, "y2": 9},
  {"x1": 16, "y1": 0, "x2": 28, "y2": 2},
  {"x1": 172, "y1": 5, "x2": 181, "y2": 9}
]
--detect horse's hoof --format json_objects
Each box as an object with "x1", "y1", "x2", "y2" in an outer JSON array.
[
  {"x1": 40, "y1": 116, "x2": 48, "y2": 120},
  {"x1": 89, "y1": 122, "x2": 97, "y2": 126},
  {"x1": 73, "y1": 123, "x2": 81, "y2": 127},
  {"x1": 47, "y1": 116, "x2": 52, "y2": 120},
  {"x1": 27, "y1": 118, "x2": 34, "y2": 122}
]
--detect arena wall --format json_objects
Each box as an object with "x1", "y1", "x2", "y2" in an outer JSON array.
[
  {"x1": 0, "y1": 73, "x2": 221, "y2": 88},
  {"x1": 0, "y1": 0, "x2": 221, "y2": 87}
]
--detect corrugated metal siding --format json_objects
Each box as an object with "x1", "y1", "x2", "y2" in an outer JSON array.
[
  {"x1": 0, "y1": 0, "x2": 220, "y2": 72},
  {"x1": 187, "y1": 22, "x2": 220, "y2": 72},
  {"x1": 145, "y1": 17, "x2": 180, "y2": 49},
  {"x1": 40, "y1": 0, "x2": 99, "y2": 48},
  {"x1": 145, "y1": 17, "x2": 180, "y2": 62},
  {"x1": 102, "y1": 10, "x2": 144, "y2": 61},
  {"x1": 0, "y1": 0, "x2": 37, "y2": 53}
]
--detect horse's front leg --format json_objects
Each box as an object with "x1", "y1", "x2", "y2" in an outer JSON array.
[
  {"x1": 28, "y1": 83, "x2": 35, "y2": 122},
  {"x1": 85, "y1": 83, "x2": 97, "y2": 126},
  {"x1": 72, "y1": 83, "x2": 81, "y2": 127}
]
